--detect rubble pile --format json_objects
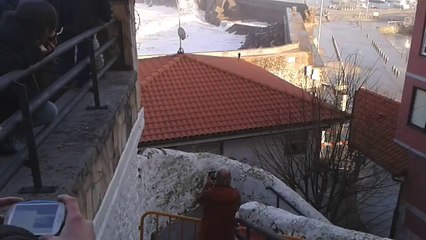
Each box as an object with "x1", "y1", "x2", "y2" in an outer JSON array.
[{"x1": 239, "y1": 22, "x2": 286, "y2": 49}]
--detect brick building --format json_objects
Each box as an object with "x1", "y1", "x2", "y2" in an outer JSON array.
[{"x1": 394, "y1": 1, "x2": 426, "y2": 239}]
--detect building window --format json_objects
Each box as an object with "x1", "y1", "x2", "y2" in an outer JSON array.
[
  {"x1": 422, "y1": 23, "x2": 426, "y2": 56},
  {"x1": 410, "y1": 88, "x2": 426, "y2": 130}
]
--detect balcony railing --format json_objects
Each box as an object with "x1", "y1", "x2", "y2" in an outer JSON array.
[
  {"x1": 139, "y1": 211, "x2": 302, "y2": 240},
  {"x1": 0, "y1": 18, "x2": 124, "y2": 193},
  {"x1": 265, "y1": 186, "x2": 304, "y2": 216}
]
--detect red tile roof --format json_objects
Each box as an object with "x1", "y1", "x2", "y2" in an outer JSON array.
[
  {"x1": 350, "y1": 88, "x2": 408, "y2": 177},
  {"x1": 139, "y1": 54, "x2": 340, "y2": 144}
]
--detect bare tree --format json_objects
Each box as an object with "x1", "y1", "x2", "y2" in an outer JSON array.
[{"x1": 254, "y1": 53, "x2": 397, "y2": 232}]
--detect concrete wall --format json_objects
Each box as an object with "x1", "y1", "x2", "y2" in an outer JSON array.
[
  {"x1": 244, "y1": 52, "x2": 319, "y2": 89},
  {"x1": 78, "y1": 76, "x2": 140, "y2": 219},
  {"x1": 112, "y1": 0, "x2": 138, "y2": 71},
  {"x1": 94, "y1": 110, "x2": 145, "y2": 236},
  {"x1": 171, "y1": 131, "x2": 308, "y2": 168},
  {"x1": 93, "y1": 148, "x2": 328, "y2": 240},
  {"x1": 0, "y1": 71, "x2": 139, "y2": 221},
  {"x1": 239, "y1": 202, "x2": 389, "y2": 240},
  {"x1": 222, "y1": 132, "x2": 305, "y2": 167}
]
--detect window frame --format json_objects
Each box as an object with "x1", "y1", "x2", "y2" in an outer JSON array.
[
  {"x1": 421, "y1": 15, "x2": 426, "y2": 56},
  {"x1": 408, "y1": 87, "x2": 426, "y2": 132}
]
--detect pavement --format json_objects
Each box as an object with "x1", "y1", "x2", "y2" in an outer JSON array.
[{"x1": 318, "y1": 20, "x2": 408, "y2": 101}]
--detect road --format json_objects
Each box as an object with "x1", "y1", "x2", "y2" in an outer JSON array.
[{"x1": 318, "y1": 20, "x2": 407, "y2": 101}]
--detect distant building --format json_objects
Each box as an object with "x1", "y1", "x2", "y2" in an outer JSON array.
[{"x1": 394, "y1": 1, "x2": 426, "y2": 239}]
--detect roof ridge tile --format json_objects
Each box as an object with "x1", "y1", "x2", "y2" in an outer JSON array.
[
  {"x1": 143, "y1": 54, "x2": 183, "y2": 83},
  {"x1": 184, "y1": 54, "x2": 310, "y2": 100}
]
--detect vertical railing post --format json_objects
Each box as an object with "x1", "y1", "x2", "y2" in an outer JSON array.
[
  {"x1": 276, "y1": 195, "x2": 280, "y2": 208},
  {"x1": 246, "y1": 226, "x2": 251, "y2": 240},
  {"x1": 87, "y1": 36, "x2": 107, "y2": 110},
  {"x1": 13, "y1": 82, "x2": 57, "y2": 194},
  {"x1": 13, "y1": 82, "x2": 42, "y2": 190}
]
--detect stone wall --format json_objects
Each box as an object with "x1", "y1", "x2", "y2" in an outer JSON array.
[
  {"x1": 245, "y1": 52, "x2": 321, "y2": 89},
  {"x1": 93, "y1": 148, "x2": 328, "y2": 240},
  {"x1": 239, "y1": 202, "x2": 390, "y2": 240},
  {"x1": 78, "y1": 75, "x2": 139, "y2": 219},
  {"x1": 112, "y1": 0, "x2": 139, "y2": 71},
  {"x1": 0, "y1": 71, "x2": 139, "y2": 221}
]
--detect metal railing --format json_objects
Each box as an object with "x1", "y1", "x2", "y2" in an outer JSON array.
[
  {"x1": 0, "y1": 18, "x2": 123, "y2": 193},
  {"x1": 236, "y1": 218, "x2": 295, "y2": 240},
  {"x1": 265, "y1": 186, "x2": 304, "y2": 216},
  {"x1": 139, "y1": 211, "x2": 303, "y2": 240},
  {"x1": 139, "y1": 211, "x2": 201, "y2": 240}
]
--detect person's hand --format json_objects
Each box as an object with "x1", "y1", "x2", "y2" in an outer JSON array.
[
  {"x1": 206, "y1": 175, "x2": 213, "y2": 186},
  {"x1": 45, "y1": 195, "x2": 95, "y2": 240},
  {"x1": 203, "y1": 175, "x2": 214, "y2": 190},
  {"x1": 39, "y1": 41, "x2": 56, "y2": 55},
  {"x1": 0, "y1": 197, "x2": 24, "y2": 224}
]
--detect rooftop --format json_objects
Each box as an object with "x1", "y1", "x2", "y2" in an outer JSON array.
[
  {"x1": 350, "y1": 88, "x2": 408, "y2": 177},
  {"x1": 139, "y1": 54, "x2": 339, "y2": 145}
]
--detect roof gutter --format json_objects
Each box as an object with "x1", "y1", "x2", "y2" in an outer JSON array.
[{"x1": 140, "y1": 122, "x2": 336, "y2": 149}]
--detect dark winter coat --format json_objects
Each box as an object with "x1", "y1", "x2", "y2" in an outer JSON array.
[
  {"x1": 0, "y1": 0, "x2": 18, "y2": 17},
  {"x1": 48, "y1": 0, "x2": 111, "y2": 37},
  {"x1": 0, "y1": 13, "x2": 43, "y2": 122},
  {"x1": 199, "y1": 185, "x2": 241, "y2": 240},
  {"x1": 0, "y1": 225, "x2": 38, "y2": 240}
]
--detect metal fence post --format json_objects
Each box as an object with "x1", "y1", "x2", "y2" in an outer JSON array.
[
  {"x1": 13, "y1": 82, "x2": 57, "y2": 194},
  {"x1": 13, "y1": 81, "x2": 42, "y2": 189},
  {"x1": 87, "y1": 36, "x2": 107, "y2": 110}
]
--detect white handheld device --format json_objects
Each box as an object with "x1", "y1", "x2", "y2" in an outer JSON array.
[{"x1": 4, "y1": 200, "x2": 66, "y2": 236}]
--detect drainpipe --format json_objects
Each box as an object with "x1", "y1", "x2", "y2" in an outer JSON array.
[{"x1": 389, "y1": 176, "x2": 404, "y2": 238}]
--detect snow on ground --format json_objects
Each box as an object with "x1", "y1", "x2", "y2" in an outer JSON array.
[
  {"x1": 135, "y1": 0, "x2": 246, "y2": 56},
  {"x1": 94, "y1": 148, "x2": 327, "y2": 240},
  {"x1": 239, "y1": 202, "x2": 391, "y2": 240}
]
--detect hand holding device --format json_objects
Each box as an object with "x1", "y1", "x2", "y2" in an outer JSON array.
[
  {"x1": 0, "y1": 197, "x2": 24, "y2": 225},
  {"x1": 4, "y1": 200, "x2": 65, "y2": 236},
  {"x1": 208, "y1": 171, "x2": 216, "y2": 181},
  {"x1": 45, "y1": 195, "x2": 95, "y2": 240}
]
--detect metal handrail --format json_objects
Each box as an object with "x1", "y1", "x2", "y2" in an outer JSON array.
[
  {"x1": 265, "y1": 186, "x2": 304, "y2": 216},
  {"x1": 0, "y1": 18, "x2": 122, "y2": 192},
  {"x1": 236, "y1": 218, "x2": 282, "y2": 240},
  {"x1": 0, "y1": 37, "x2": 117, "y2": 140},
  {"x1": 139, "y1": 211, "x2": 201, "y2": 240},
  {"x1": 0, "y1": 19, "x2": 117, "y2": 91},
  {"x1": 139, "y1": 211, "x2": 303, "y2": 240}
]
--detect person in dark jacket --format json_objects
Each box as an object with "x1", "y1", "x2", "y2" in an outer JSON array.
[
  {"x1": 0, "y1": 0, "x2": 58, "y2": 155},
  {"x1": 48, "y1": 0, "x2": 112, "y2": 86},
  {"x1": 0, "y1": 0, "x2": 18, "y2": 17},
  {"x1": 199, "y1": 168, "x2": 241, "y2": 240}
]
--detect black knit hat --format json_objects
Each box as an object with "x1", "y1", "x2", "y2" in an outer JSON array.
[{"x1": 0, "y1": 225, "x2": 38, "y2": 240}]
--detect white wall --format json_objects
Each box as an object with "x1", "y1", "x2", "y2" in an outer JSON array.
[{"x1": 222, "y1": 131, "x2": 308, "y2": 167}]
